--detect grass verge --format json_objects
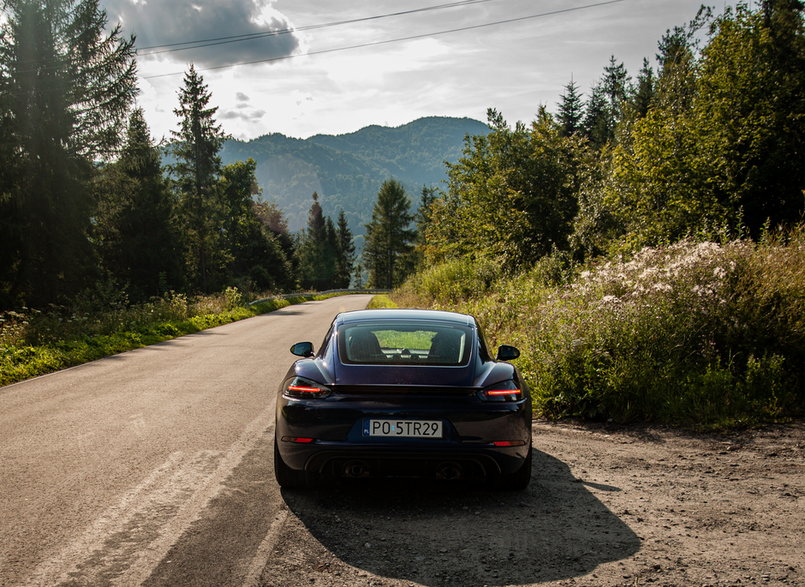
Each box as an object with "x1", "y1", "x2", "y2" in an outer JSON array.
[{"x1": 0, "y1": 292, "x2": 338, "y2": 387}]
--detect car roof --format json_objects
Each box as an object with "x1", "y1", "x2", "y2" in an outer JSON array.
[{"x1": 335, "y1": 308, "x2": 475, "y2": 327}]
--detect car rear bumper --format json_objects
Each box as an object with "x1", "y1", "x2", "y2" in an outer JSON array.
[
  {"x1": 275, "y1": 393, "x2": 531, "y2": 480},
  {"x1": 277, "y1": 439, "x2": 531, "y2": 480}
]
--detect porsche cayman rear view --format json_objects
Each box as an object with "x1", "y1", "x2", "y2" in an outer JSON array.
[{"x1": 274, "y1": 309, "x2": 532, "y2": 489}]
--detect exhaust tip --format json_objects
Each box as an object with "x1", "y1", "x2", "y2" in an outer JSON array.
[
  {"x1": 342, "y1": 460, "x2": 370, "y2": 478},
  {"x1": 435, "y1": 461, "x2": 463, "y2": 481}
]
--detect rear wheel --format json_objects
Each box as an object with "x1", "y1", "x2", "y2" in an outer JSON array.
[
  {"x1": 274, "y1": 437, "x2": 310, "y2": 489},
  {"x1": 496, "y1": 446, "x2": 532, "y2": 490}
]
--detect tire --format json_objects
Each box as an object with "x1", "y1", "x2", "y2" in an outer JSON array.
[
  {"x1": 274, "y1": 437, "x2": 310, "y2": 489},
  {"x1": 496, "y1": 446, "x2": 532, "y2": 490}
]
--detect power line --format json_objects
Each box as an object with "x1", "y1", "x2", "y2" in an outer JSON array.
[
  {"x1": 2, "y1": 0, "x2": 496, "y2": 80},
  {"x1": 137, "y1": 0, "x2": 497, "y2": 55},
  {"x1": 142, "y1": 0, "x2": 627, "y2": 80}
]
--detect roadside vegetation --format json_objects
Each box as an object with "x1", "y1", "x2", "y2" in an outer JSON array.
[
  {"x1": 394, "y1": 229, "x2": 804, "y2": 429},
  {"x1": 0, "y1": 288, "x2": 340, "y2": 386},
  {"x1": 366, "y1": 294, "x2": 399, "y2": 309}
]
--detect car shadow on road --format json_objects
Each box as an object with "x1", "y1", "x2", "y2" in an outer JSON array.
[{"x1": 282, "y1": 448, "x2": 640, "y2": 586}]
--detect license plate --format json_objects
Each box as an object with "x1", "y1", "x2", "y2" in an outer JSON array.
[{"x1": 366, "y1": 419, "x2": 443, "y2": 438}]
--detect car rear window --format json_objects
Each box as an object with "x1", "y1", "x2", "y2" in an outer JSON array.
[{"x1": 338, "y1": 322, "x2": 473, "y2": 366}]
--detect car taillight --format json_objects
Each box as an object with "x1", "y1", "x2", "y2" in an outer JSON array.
[
  {"x1": 479, "y1": 380, "x2": 523, "y2": 402},
  {"x1": 281, "y1": 436, "x2": 315, "y2": 444},
  {"x1": 492, "y1": 440, "x2": 527, "y2": 447},
  {"x1": 283, "y1": 376, "x2": 331, "y2": 399}
]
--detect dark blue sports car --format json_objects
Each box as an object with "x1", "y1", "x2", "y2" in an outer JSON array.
[{"x1": 274, "y1": 308, "x2": 532, "y2": 489}]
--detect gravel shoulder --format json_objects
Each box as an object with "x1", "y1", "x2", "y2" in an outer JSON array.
[{"x1": 260, "y1": 421, "x2": 804, "y2": 586}]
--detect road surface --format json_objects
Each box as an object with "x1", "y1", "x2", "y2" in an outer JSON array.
[{"x1": 0, "y1": 295, "x2": 373, "y2": 586}]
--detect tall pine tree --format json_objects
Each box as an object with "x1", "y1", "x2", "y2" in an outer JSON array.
[
  {"x1": 297, "y1": 192, "x2": 333, "y2": 290},
  {"x1": 334, "y1": 210, "x2": 355, "y2": 289},
  {"x1": 171, "y1": 65, "x2": 228, "y2": 292},
  {"x1": 0, "y1": 0, "x2": 137, "y2": 306},
  {"x1": 94, "y1": 109, "x2": 182, "y2": 300},
  {"x1": 363, "y1": 179, "x2": 414, "y2": 289},
  {"x1": 629, "y1": 58, "x2": 656, "y2": 119},
  {"x1": 557, "y1": 79, "x2": 584, "y2": 137}
]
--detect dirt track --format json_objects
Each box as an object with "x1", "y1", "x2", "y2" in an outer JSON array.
[{"x1": 259, "y1": 422, "x2": 804, "y2": 586}]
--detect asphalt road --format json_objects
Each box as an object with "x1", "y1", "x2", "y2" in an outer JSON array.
[{"x1": 0, "y1": 295, "x2": 373, "y2": 586}]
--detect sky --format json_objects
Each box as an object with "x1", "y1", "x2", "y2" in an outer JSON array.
[{"x1": 101, "y1": 0, "x2": 742, "y2": 141}]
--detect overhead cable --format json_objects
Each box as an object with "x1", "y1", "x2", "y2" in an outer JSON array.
[
  {"x1": 137, "y1": 0, "x2": 497, "y2": 55},
  {"x1": 142, "y1": 0, "x2": 627, "y2": 80}
]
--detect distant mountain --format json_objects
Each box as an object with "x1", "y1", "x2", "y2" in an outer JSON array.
[{"x1": 219, "y1": 116, "x2": 490, "y2": 240}]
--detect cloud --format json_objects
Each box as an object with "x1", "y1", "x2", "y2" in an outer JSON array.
[
  {"x1": 103, "y1": 0, "x2": 300, "y2": 68},
  {"x1": 236, "y1": 91, "x2": 250, "y2": 101},
  {"x1": 220, "y1": 109, "x2": 266, "y2": 121}
]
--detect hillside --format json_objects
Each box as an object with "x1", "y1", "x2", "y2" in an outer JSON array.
[{"x1": 219, "y1": 116, "x2": 489, "y2": 238}]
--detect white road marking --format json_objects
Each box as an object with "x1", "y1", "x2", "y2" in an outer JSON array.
[
  {"x1": 24, "y1": 405, "x2": 277, "y2": 586},
  {"x1": 242, "y1": 509, "x2": 290, "y2": 587}
]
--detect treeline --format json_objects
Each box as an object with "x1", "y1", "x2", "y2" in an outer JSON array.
[
  {"x1": 418, "y1": 2, "x2": 804, "y2": 267},
  {"x1": 0, "y1": 0, "x2": 359, "y2": 310}
]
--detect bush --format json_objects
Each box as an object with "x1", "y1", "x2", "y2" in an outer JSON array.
[
  {"x1": 396, "y1": 257, "x2": 502, "y2": 307},
  {"x1": 367, "y1": 295, "x2": 398, "y2": 309},
  {"x1": 397, "y1": 231, "x2": 805, "y2": 428}
]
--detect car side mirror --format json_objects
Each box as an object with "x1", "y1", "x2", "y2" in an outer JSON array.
[
  {"x1": 290, "y1": 342, "x2": 314, "y2": 357},
  {"x1": 496, "y1": 344, "x2": 520, "y2": 361}
]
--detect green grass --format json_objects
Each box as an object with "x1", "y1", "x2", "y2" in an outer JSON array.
[
  {"x1": 395, "y1": 230, "x2": 805, "y2": 430},
  {"x1": 367, "y1": 294, "x2": 399, "y2": 309},
  {"x1": 0, "y1": 292, "x2": 341, "y2": 387}
]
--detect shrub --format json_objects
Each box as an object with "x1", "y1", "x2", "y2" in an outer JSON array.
[
  {"x1": 397, "y1": 231, "x2": 804, "y2": 428},
  {"x1": 367, "y1": 295, "x2": 398, "y2": 309},
  {"x1": 397, "y1": 257, "x2": 502, "y2": 307}
]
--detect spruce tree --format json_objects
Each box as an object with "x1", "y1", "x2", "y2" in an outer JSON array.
[
  {"x1": 363, "y1": 179, "x2": 414, "y2": 289},
  {"x1": 582, "y1": 83, "x2": 610, "y2": 148},
  {"x1": 583, "y1": 56, "x2": 631, "y2": 148},
  {"x1": 297, "y1": 193, "x2": 332, "y2": 290},
  {"x1": 94, "y1": 109, "x2": 182, "y2": 299},
  {"x1": 171, "y1": 65, "x2": 228, "y2": 292},
  {"x1": 410, "y1": 185, "x2": 437, "y2": 268},
  {"x1": 557, "y1": 79, "x2": 584, "y2": 136},
  {"x1": 0, "y1": 0, "x2": 137, "y2": 305},
  {"x1": 629, "y1": 58, "x2": 656, "y2": 119},
  {"x1": 334, "y1": 210, "x2": 355, "y2": 289},
  {"x1": 602, "y1": 55, "x2": 630, "y2": 121}
]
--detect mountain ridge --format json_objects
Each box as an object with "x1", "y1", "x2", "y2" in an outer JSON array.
[{"x1": 219, "y1": 116, "x2": 490, "y2": 237}]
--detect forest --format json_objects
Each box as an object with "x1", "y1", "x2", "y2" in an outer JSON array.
[
  {"x1": 218, "y1": 116, "x2": 488, "y2": 235},
  {"x1": 0, "y1": 0, "x2": 361, "y2": 310},
  {"x1": 419, "y1": 3, "x2": 803, "y2": 266}
]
